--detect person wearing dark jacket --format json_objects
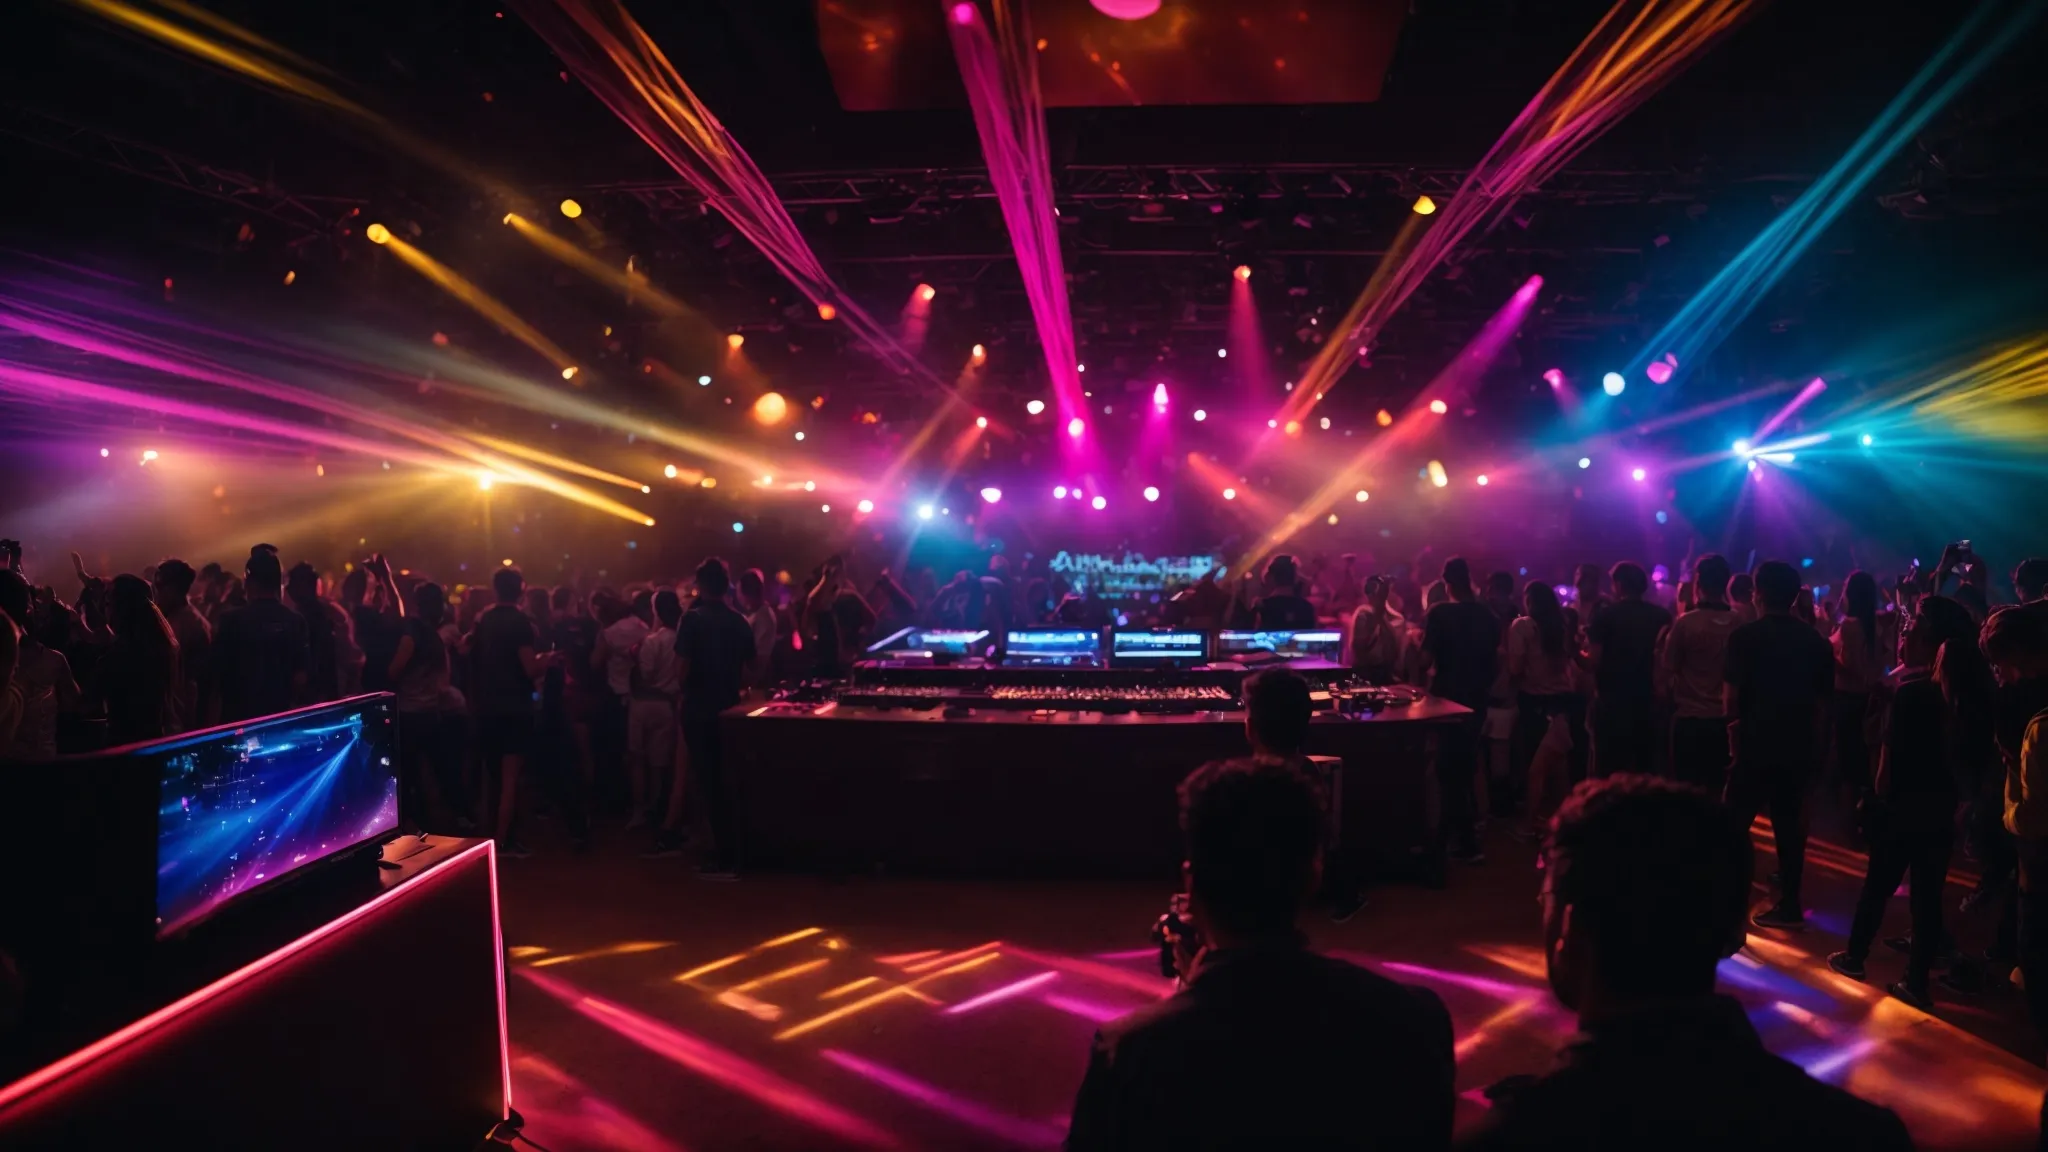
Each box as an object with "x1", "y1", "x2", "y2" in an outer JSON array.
[
  {"x1": 1066, "y1": 669, "x2": 1455, "y2": 1151},
  {"x1": 1460, "y1": 776, "x2": 1912, "y2": 1152}
]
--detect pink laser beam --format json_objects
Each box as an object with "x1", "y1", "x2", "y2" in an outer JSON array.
[
  {"x1": 944, "y1": 971, "x2": 1060, "y2": 1016},
  {"x1": 820, "y1": 1049, "x2": 1063, "y2": 1149}
]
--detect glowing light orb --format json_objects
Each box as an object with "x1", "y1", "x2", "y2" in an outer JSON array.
[
  {"x1": 917, "y1": 504, "x2": 935, "y2": 520},
  {"x1": 1578, "y1": 457, "x2": 1592, "y2": 469},
  {"x1": 971, "y1": 343, "x2": 987, "y2": 362},
  {"x1": 1153, "y1": 382, "x2": 1169, "y2": 407},
  {"x1": 917, "y1": 283, "x2": 937, "y2": 302},
  {"x1": 726, "y1": 333, "x2": 747, "y2": 352},
  {"x1": 663, "y1": 464, "x2": 679, "y2": 479},
  {"x1": 752, "y1": 391, "x2": 789, "y2": 424},
  {"x1": 1216, "y1": 348, "x2": 1228, "y2": 359},
  {"x1": 1477, "y1": 474, "x2": 1489, "y2": 486},
  {"x1": 1645, "y1": 360, "x2": 1673, "y2": 385},
  {"x1": 365, "y1": 223, "x2": 390, "y2": 245},
  {"x1": 814, "y1": 302, "x2": 837, "y2": 322},
  {"x1": 1143, "y1": 486, "x2": 1160, "y2": 502},
  {"x1": 1746, "y1": 459, "x2": 1758, "y2": 473},
  {"x1": 1428, "y1": 399, "x2": 1448, "y2": 415},
  {"x1": 1071, "y1": 489, "x2": 1084, "y2": 501},
  {"x1": 1631, "y1": 467, "x2": 1647, "y2": 482},
  {"x1": 477, "y1": 473, "x2": 495, "y2": 491},
  {"x1": 804, "y1": 480, "x2": 816, "y2": 491},
  {"x1": 1656, "y1": 511, "x2": 1669, "y2": 524},
  {"x1": 1053, "y1": 485, "x2": 1068, "y2": 499},
  {"x1": 640, "y1": 485, "x2": 651, "y2": 494},
  {"x1": 1412, "y1": 195, "x2": 1437, "y2": 215},
  {"x1": 141, "y1": 449, "x2": 159, "y2": 462},
  {"x1": 697, "y1": 374, "x2": 711, "y2": 386},
  {"x1": 502, "y1": 559, "x2": 514, "y2": 567},
  {"x1": 794, "y1": 431, "x2": 805, "y2": 441},
  {"x1": 1233, "y1": 265, "x2": 1251, "y2": 282},
  {"x1": 561, "y1": 366, "x2": 578, "y2": 380},
  {"x1": 980, "y1": 487, "x2": 1003, "y2": 504},
  {"x1": 700, "y1": 477, "x2": 717, "y2": 489},
  {"x1": 1222, "y1": 487, "x2": 1237, "y2": 501},
  {"x1": 821, "y1": 505, "x2": 831, "y2": 513},
  {"x1": 1376, "y1": 409, "x2": 1393, "y2": 427},
  {"x1": 1026, "y1": 399, "x2": 1046, "y2": 415},
  {"x1": 1327, "y1": 513, "x2": 1339, "y2": 526},
  {"x1": 99, "y1": 447, "x2": 109, "y2": 457},
  {"x1": 1354, "y1": 490, "x2": 1369, "y2": 502},
  {"x1": 1193, "y1": 409, "x2": 1207, "y2": 422},
  {"x1": 856, "y1": 499, "x2": 874, "y2": 513},
  {"x1": 1861, "y1": 433, "x2": 1874, "y2": 446},
  {"x1": 1319, "y1": 417, "x2": 1331, "y2": 430},
  {"x1": 559, "y1": 199, "x2": 583, "y2": 219},
  {"x1": 1427, "y1": 460, "x2": 1448, "y2": 488},
  {"x1": 1284, "y1": 421, "x2": 1302, "y2": 437},
  {"x1": 732, "y1": 522, "x2": 745, "y2": 533},
  {"x1": 1090, "y1": 495, "x2": 1107, "y2": 510},
  {"x1": 1602, "y1": 372, "x2": 1625, "y2": 396},
  {"x1": 1067, "y1": 417, "x2": 1085, "y2": 438},
  {"x1": 1089, "y1": 0, "x2": 1162, "y2": 19},
  {"x1": 1267, "y1": 419, "x2": 1279, "y2": 429},
  {"x1": 951, "y1": 2, "x2": 975, "y2": 23},
  {"x1": 1543, "y1": 368, "x2": 1564, "y2": 387},
  {"x1": 1733, "y1": 439, "x2": 1752, "y2": 456}
]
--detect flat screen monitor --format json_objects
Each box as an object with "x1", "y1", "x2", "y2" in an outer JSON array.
[
  {"x1": 1111, "y1": 629, "x2": 1209, "y2": 667},
  {"x1": 153, "y1": 696, "x2": 400, "y2": 937},
  {"x1": 1003, "y1": 628, "x2": 1103, "y2": 667},
  {"x1": 1215, "y1": 629, "x2": 1347, "y2": 662}
]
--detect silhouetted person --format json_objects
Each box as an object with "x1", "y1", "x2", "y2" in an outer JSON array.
[
  {"x1": 1459, "y1": 776, "x2": 1912, "y2": 1151},
  {"x1": 671, "y1": 557, "x2": 756, "y2": 877},
  {"x1": 1725, "y1": 560, "x2": 1835, "y2": 930},
  {"x1": 102, "y1": 574, "x2": 178, "y2": 745},
  {"x1": 1067, "y1": 672, "x2": 1454, "y2": 1152},
  {"x1": 470, "y1": 566, "x2": 553, "y2": 857},
  {"x1": 1665, "y1": 554, "x2": 1738, "y2": 791},
  {"x1": 1585, "y1": 562, "x2": 1670, "y2": 777},
  {"x1": 1986, "y1": 605, "x2": 2048, "y2": 1044},
  {"x1": 1255, "y1": 554, "x2": 1318, "y2": 629},
  {"x1": 211, "y1": 548, "x2": 309, "y2": 723},
  {"x1": 1422, "y1": 556, "x2": 1500, "y2": 862},
  {"x1": 152, "y1": 558, "x2": 210, "y2": 731}
]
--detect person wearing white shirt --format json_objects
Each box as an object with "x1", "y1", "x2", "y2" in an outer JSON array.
[{"x1": 626, "y1": 590, "x2": 682, "y2": 830}]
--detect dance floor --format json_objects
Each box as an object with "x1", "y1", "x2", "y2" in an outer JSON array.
[{"x1": 500, "y1": 817, "x2": 2047, "y2": 1151}]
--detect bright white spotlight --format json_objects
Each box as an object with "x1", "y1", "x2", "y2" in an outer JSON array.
[
  {"x1": 857, "y1": 499, "x2": 875, "y2": 513},
  {"x1": 1267, "y1": 419, "x2": 1278, "y2": 429},
  {"x1": 1733, "y1": 439, "x2": 1752, "y2": 456},
  {"x1": 663, "y1": 464, "x2": 678, "y2": 479},
  {"x1": 1054, "y1": 485, "x2": 1068, "y2": 499},
  {"x1": 1222, "y1": 487, "x2": 1237, "y2": 501},
  {"x1": 1631, "y1": 467, "x2": 1647, "y2": 482},
  {"x1": 99, "y1": 447, "x2": 110, "y2": 457},
  {"x1": 732, "y1": 522, "x2": 745, "y2": 533},
  {"x1": 803, "y1": 480, "x2": 816, "y2": 491},
  {"x1": 1152, "y1": 382, "x2": 1169, "y2": 407},
  {"x1": 1319, "y1": 417, "x2": 1331, "y2": 430},
  {"x1": 1428, "y1": 399, "x2": 1449, "y2": 415},
  {"x1": 794, "y1": 431, "x2": 805, "y2": 441},
  {"x1": 975, "y1": 416, "x2": 989, "y2": 429},
  {"x1": 1067, "y1": 417, "x2": 1085, "y2": 438},
  {"x1": 821, "y1": 504, "x2": 831, "y2": 513},
  {"x1": 1577, "y1": 457, "x2": 1592, "y2": 469},
  {"x1": 1026, "y1": 399, "x2": 1046, "y2": 415},
  {"x1": 1215, "y1": 348, "x2": 1227, "y2": 359},
  {"x1": 1476, "y1": 475, "x2": 1489, "y2": 487},
  {"x1": 917, "y1": 504, "x2": 935, "y2": 520},
  {"x1": 697, "y1": 374, "x2": 711, "y2": 386},
  {"x1": 973, "y1": 487, "x2": 999, "y2": 506},
  {"x1": 478, "y1": 473, "x2": 496, "y2": 491},
  {"x1": 1192, "y1": 409, "x2": 1208, "y2": 422},
  {"x1": 916, "y1": 283, "x2": 936, "y2": 303},
  {"x1": 1142, "y1": 486, "x2": 1160, "y2": 502},
  {"x1": 1861, "y1": 433, "x2": 1874, "y2": 446},
  {"x1": 1090, "y1": 495, "x2": 1107, "y2": 510},
  {"x1": 1354, "y1": 490, "x2": 1369, "y2": 502},
  {"x1": 1602, "y1": 372, "x2": 1625, "y2": 396}
]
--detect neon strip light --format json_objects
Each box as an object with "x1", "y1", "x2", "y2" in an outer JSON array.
[
  {"x1": 820, "y1": 976, "x2": 880, "y2": 1000},
  {"x1": 0, "y1": 839, "x2": 500, "y2": 1116},
  {"x1": 518, "y1": 968, "x2": 900, "y2": 1149},
  {"x1": 944, "y1": 971, "x2": 1059, "y2": 1016},
  {"x1": 820, "y1": 1049, "x2": 1065, "y2": 1148},
  {"x1": 775, "y1": 953, "x2": 1000, "y2": 1041}
]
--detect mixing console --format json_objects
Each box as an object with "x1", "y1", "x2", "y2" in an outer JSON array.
[{"x1": 833, "y1": 683, "x2": 1236, "y2": 713}]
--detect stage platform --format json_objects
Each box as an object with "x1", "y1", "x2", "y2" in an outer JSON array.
[{"x1": 493, "y1": 809, "x2": 2048, "y2": 1152}]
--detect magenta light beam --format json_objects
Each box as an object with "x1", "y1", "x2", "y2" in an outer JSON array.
[
  {"x1": 944, "y1": 970, "x2": 1059, "y2": 1015},
  {"x1": 820, "y1": 1049, "x2": 1064, "y2": 1148},
  {"x1": 1752, "y1": 377, "x2": 1826, "y2": 442}
]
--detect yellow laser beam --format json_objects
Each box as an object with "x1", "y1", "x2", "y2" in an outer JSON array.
[
  {"x1": 464, "y1": 433, "x2": 651, "y2": 493},
  {"x1": 773, "y1": 952, "x2": 1000, "y2": 1041},
  {"x1": 371, "y1": 230, "x2": 577, "y2": 373},
  {"x1": 672, "y1": 927, "x2": 824, "y2": 984},
  {"x1": 901, "y1": 941, "x2": 1002, "y2": 973},
  {"x1": 820, "y1": 976, "x2": 880, "y2": 999}
]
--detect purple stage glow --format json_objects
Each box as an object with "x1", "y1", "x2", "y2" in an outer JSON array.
[{"x1": 820, "y1": 1049, "x2": 1065, "y2": 1148}]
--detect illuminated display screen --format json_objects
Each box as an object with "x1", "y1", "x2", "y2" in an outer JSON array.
[
  {"x1": 864, "y1": 628, "x2": 991, "y2": 657},
  {"x1": 1216, "y1": 629, "x2": 1346, "y2": 661},
  {"x1": 1003, "y1": 629, "x2": 1102, "y2": 666},
  {"x1": 154, "y1": 697, "x2": 399, "y2": 936},
  {"x1": 1110, "y1": 630, "x2": 1209, "y2": 665}
]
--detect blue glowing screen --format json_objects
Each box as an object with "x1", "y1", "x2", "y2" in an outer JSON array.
[
  {"x1": 1003, "y1": 629, "x2": 1102, "y2": 665},
  {"x1": 1111, "y1": 630, "x2": 1208, "y2": 664},
  {"x1": 154, "y1": 696, "x2": 399, "y2": 936}
]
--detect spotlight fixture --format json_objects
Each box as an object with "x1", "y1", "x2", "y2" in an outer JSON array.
[
  {"x1": 1233, "y1": 265, "x2": 1251, "y2": 282},
  {"x1": 1319, "y1": 417, "x2": 1331, "y2": 430},
  {"x1": 1412, "y1": 195, "x2": 1438, "y2": 215},
  {"x1": 365, "y1": 223, "x2": 391, "y2": 245},
  {"x1": 752, "y1": 392, "x2": 789, "y2": 424},
  {"x1": 803, "y1": 481, "x2": 816, "y2": 491},
  {"x1": 478, "y1": 473, "x2": 496, "y2": 491},
  {"x1": 1602, "y1": 372, "x2": 1625, "y2": 396},
  {"x1": 817, "y1": 302, "x2": 837, "y2": 321},
  {"x1": 1631, "y1": 467, "x2": 1647, "y2": 482},
  {"x1": 697, "y1": 374, "x2": 711, "y2": 386},
  {"x1": 1376, "y1": 409, "x2": 1393, "y2": 427},
  {"x1": 1861, "y1": 433, "x2": 1874, "y2": 446},
  {"x1": 1733, "y1": 439, "x2": 1753, "y2": 456},
  {"x1": 561, "y1": 366, "x2": 578, "y2": 381},
  {"x1": 663, "y1": 464, "x2": 678, "y2": 479},
  {"x1": 1326, "y1": 514, "x2": 1339, "y2": 526},
  {"x1": 917, "y1": 504, "x2": 935, "y2": 520},
  {"x1": 1216, "y1": 348, "x2": 1228, "y2": 359},
  {"x1": 1067, "y1": 417, "x2": 1085, "y2": 438},
  {"x1": 1077, "y1": 363, "x2": 1087, "y2": 373},
  {"x1": 559, "y1": 199, "x2": 583, "y2": 219},
  {"x1": 917, "y1": 283, "x2": 937, "y2": 302},
  {"x1": 727, "y1": 333, "x2": 744, "y2": 350},
  {"x1": 1476, "y1": 475, "x2": 1489, "y2": 487},
  {"x1": 822, "y1": 504, "x2": 831, "y2": 513},
  {"x1": 1054, "y1": 485, "x2": 1068, "y2": 499},
  {"x1": 1354, "y1": 490, "x2": 1369, "y2": 502},
  {"x1": 1090, "y1": 495, "x2": 1107, "y2": 510},
  {"x1": 1543, "y1": 368, "x2": 1564, "y2": 387},
  {"x1": 980, "y1": 487, "x2": 1003, "y2": 504},
  {"x1": 1193, "y1": 409, "x2": 1208, "y2": 422},
  {"x1": 1427, "y1": 460, "x2": 1448, "y2": 488},
  {"x1": 857, "y1": 499, "x2": 875, "y2": 513},
  {"x1": 732, "y1": 522, "x2": 745, "y2": 533},
  {"x1": 794, "y1": 431, "x2": 805, "y2": 441},
  {"x1": 1222, "y1": 487, "x2": 1237, "y2": 501},
  {"x1": 700, "y1": 477, "x2": 717, "y2": 488},
  {"x1": 1428, "y1": 399, "x2": 1448, "y2": 415},
  {"x1": 1153, "y1": 383, "x2": 1169, "y2": 407},
  {"x1": 1578, "y1": 457, "x2": 1592, "y2": 469},
  {"x1": 1026, "y1": 399, "x2": 1046, "y2": 415},
  {"x1": 1143, "y1": 486, "x2": 1160, "y2": 502},
  {"x1": 971, "y1": 343, "x2": 987, "y2": 362}
]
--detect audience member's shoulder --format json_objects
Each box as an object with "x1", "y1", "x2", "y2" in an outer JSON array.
[{"x1": 1759, "y1": 1052, "x2": 1914, "y2": 1149}]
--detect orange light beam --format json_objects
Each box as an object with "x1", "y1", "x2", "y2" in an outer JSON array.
[
  {"x1": 464, "y1": 433, "x2": 652, "y2": 493},
  {"x1": 529, "y1": 941, "x2": 675, "y2": 968},
  {"x1": 773, "y1": 952, "x2": 1000, "y2": 1041},
  {"x1": 373, "y1": 232, "x2": 578, "y2": 374},
  {"x1": 728, "y1": 958, "x2": 831, "y2": 993}
]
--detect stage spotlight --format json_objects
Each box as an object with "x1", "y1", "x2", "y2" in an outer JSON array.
[
  {"x1": 1267, "y1": 419, "x2": 1279, "y2": 429},
  {"x1": 952, "y1": 2, "x2": 976, "y2": 24},
  {"x1": 1284, "y1": 420, "x2": 1302, "y2": 437},
  {"x1": 478, "y1": 473, "x2": 496, "y2": 491},
  {"x1": 1216, "y1": 348, "x2": 1227, "y2": 358},
  {"x1": 1655, "y1": 510, "x2": 1669, "y2": 524},
  {"x1": 1319, "y1": 417, "x2": 1331, "y2": 430},
  {"x1": 697, "y1": 374, "x2": 711, "y2": 386},
  {"x1": 794, "y1": 431, "x2": 805, "y2": 441},
  {"x1": 917, "y1": 283, "x2": 937, "y2": 302},
  {"x1": 1543, "y1": 368, "x2": 1564, "y2": 387},
  {"x1": 1733, "y1": 438, "x2": 1752, "y2": 456},
  {"x1": 817, "y1": 302, "x2": 837, "y2": 321},
  {"x1": 365, "y1": 223, "x2": 391, "y2": 245},
  {"x1": 975, "y1": 416, "x2": 989, "y2": 429},
  {"x1": 1067, "y1": 417, "x2": 1085, "y2": 438},
  {"x1": 857, "y1": 498, "x2": 875, "y2": 513},
  {"x1": 752, "y1": 392, "x2": 789, "y2": 424},
  {"x1": 1412, "y1": 195, "x2": 1438, "y2": 215},
  {"x1": 917, "y1": 504, "x2": 935, "y2": 520},
  {"x1": 1193, "y1": 409, "x2": 1207, "y2": 422},
  {"x1": 1376, "y1": 409, "x2": 1393, "y2": 427},
  {"x1": 1053, "y1": 485, "x2": 1068, "y2": 499},
  {"x1": 1233, "y1": 265, "x2": 1251, "y2": 282},
  {"x1": 1153, "y1": 382, "x2": 1169, "y2": 407},
  {"x1": 1354, "y1": 490, "x2": 1369, "y2": 502},
  {"x1": 1427, "y1": 399, "x2": 1448, "y2": 415},
  {"x1": 727, "y1": 333, "x2": 745, "y2": 350},
  {"x1": 1861, "y1": 433, "x2": 1874, "y2": 446},
  {"x1": 141, "y1": 449, "x2": 159, "y2": 462},
  {"x1": 663, "y1": 464, "x2": 679, "y2": 479},
  {"x1": 821, "y1": 504, "x2": 831, "y2": 513},
  {"x1": 700, "y1": 477, "x2": 717, "y2": 489},
  {"x1": 1026, "y1": 399, "x2": 1046, "y2": 415},
  {"x1": 1577, "y1": 457, "x2": 1592, "y2": 469},
  {"x1": 560, "y1": 198, "x2": 587, "y2": 219},
  {"x1": 732, "y1": 522, "x2": 745, "y2": 533},
  {"x1": 1326, "y1": 513, "x2": 1339, "y2": 526},
  {"x1": 1143, "y1": 486, "x2": 1160, "y2": 502},
  {"x1": 1645, "y1": 360, "x2": 1673, "y2": 385},
  {"x1": 1631, "y1": 467, "x2": 1647, "y2": 482},
  {"x1": 980, "y1": 487, "x2": 1003, "y2": 504},
  {"x1": 1222, "y1": 487, "x2": 1237, "y2": 500},
  {"x1": 1427, "y1": 460, "x2": 1448, "y2": 488},
  {"x1": 1602, "y1": 372, "x2": 1625, "y2": 396},
  {"x1": 99, "y1": 447, "x2": 109, "y2": 457},
  {"x1": 1746, "y1": 459, "x2": 1758, "y2": 473},
  {"x1": 1477, "y1": 474, "x2": 1489, "y2": 486},
  {"x1": 971, "y1": 343, "x2": 987, "y2": 362},
  {"x1": 641, "y1": 485, "x2": 651, "y2": 493},
  {"x1": 1091, "y1": 495, "x2": 1107, "y2": 510},
  {"x1": 561, "y1": 366, "x2": 578, "y2": 380},
  {"x1": 804, "y1": 480, "x2": 816, "y2": 491}
]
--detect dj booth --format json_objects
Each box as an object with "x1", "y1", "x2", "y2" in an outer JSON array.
[
  {"x1": 0, "y1": 696, "x2": 508, "y2": 1151},
  {"x1": 726, "y1": 627, "x2": 1470, "y2": 881}
]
